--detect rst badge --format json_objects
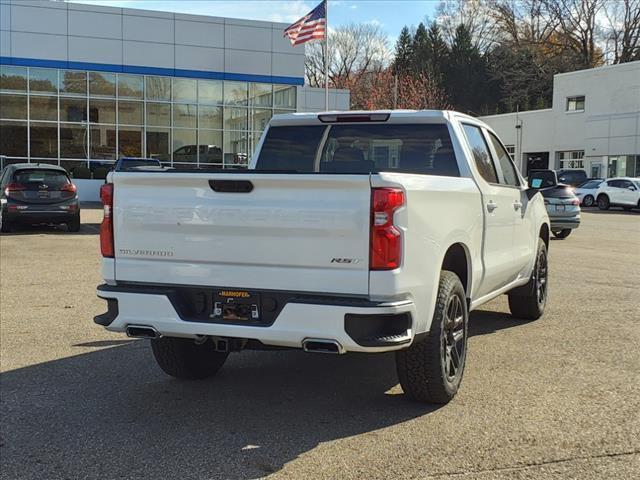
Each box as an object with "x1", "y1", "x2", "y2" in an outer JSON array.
[{"x1": 331, "y1": 258, "x2": 361, "y2": 264}]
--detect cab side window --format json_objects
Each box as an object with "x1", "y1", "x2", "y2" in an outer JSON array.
[
  {"x1": 488, "y1": 132, "x2": 520, "y2": 186},
  {"x1": 462, "y1": 124, "x2": 498, "y2": 184}
]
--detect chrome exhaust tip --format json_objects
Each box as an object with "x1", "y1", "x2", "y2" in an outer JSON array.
[
  {"x1": 302, "y1": 338, "x2": 345, "y2": 354},
  {"x1": 126, "y1": 325, "x2": 161, "y2": 339}
]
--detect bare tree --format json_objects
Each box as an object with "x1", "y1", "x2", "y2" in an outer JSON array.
[
  {"x1": 602, "y1": 0, "x2": 640, "y2": 63},
  {"x1": 436, "y1": 0, "x2": 499, "y2": 52},
  {"x1": 489, "y1": 0, "x2": 559, "y2": 46},
  {"x1": 305, "y1": 23, "x2": 391, "y2": 89},
  {"x1": 541, "y1": 0, "x2": 605, "y2": 67}
]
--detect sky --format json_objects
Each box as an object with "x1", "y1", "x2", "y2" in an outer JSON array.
[{"x1": 68, "y1": 0, "x2": 440, "y2": 49}]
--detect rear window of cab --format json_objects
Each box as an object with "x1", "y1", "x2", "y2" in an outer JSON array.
[{"x1": 256, "y1": 124, "x2": 459, "y2": 177}]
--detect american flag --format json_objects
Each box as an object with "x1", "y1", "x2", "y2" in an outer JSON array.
[{"x1": 283, "y1": 1, "x2": 327, "y2": 46}]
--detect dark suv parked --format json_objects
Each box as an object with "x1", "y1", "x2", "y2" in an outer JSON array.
[
  {"x1": 556, "y1": 169, "x2": 588, "y2": 187},
  {"x1": 0, "y1": 163, "x2": 80, "y2": 233}
]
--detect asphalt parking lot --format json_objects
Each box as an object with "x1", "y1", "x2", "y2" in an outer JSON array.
[{"x1": 1, "y1": 207, "x2": 639, "y2": 480}]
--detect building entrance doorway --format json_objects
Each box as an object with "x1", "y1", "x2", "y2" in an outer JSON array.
[{"x1": 524, "y1": 152, "x2": 549, "y2": 175}]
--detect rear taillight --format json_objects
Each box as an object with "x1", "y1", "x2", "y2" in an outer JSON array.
[
  {"x1": 60, "y1": 183, "x2": 77, "y2": 193},
  {"x1": 370, "y1": 187, "x2": 404, "y2": 270},
  {"x1": 100, "y1": 183, "x2": 114, "y2": 258},
  {"x1": 570, "y1": 198, "x2": 580, "y2": 206},
  {"x1": 4, "y1": 183, "x2": 26, "y2": 197}
]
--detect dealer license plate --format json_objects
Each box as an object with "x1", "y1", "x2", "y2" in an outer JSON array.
[{"x1": 211, "y1": 290, "x2": 260, "y2": 322}]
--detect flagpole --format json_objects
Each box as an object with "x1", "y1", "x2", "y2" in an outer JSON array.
[{"x1": 324, "y1": 0, "x2": 329, "y2": 111}]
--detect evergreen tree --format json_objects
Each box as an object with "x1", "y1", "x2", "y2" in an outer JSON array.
[
  {"x1": 412, "y1": 23, "x2": 429, "y2": 73},
  {"x1": 426, "y1": 22, "x2": 449, "y2": 84},
  {"x1": 393, "y1": 26, "x2": 414, "y2": 75},
  {"x1": 446, "y1": 24, "x2": 488, "y2": 114}
]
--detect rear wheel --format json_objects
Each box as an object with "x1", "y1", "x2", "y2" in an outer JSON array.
[
  {"x1": 0, "y1": 209, "x2": 10, "y2": 233},
  {"x1": 597, "y1": 194, "x2": 610, "y2": 210},
  {"x1": 151, "y1": 337, "x2": 229, "y2": 380},
  {"x1": 552, "y1": 229, "x2": 571, "y2": 239},
  {"x1": 396, "y1": 271, "x2": 468, "y2": 404},
  {"x1": 508, "y1": 242, "x2": 548, "y2": 320},
  {"x1": 582, "y1": 195, "x2": 594, "y2": 207},
  {"x1": 67, "y1": 213, "x2": 81, "y2": 232}
]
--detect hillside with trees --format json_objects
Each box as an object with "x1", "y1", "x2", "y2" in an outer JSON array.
[{"x1": 305, "y1": 0, "x2": 640, "y2": 114}]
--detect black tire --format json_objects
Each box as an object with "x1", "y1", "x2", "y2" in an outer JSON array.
[
  {"x1": 67, "y1": 213, "x2": 81, "y2": 232},
  {"x1": 0, "y1": 208, "x2": 11, "y2": 233},
  {"x1": 597, "y1": 194, "x2": 610, "y2": 210},
  {"x1": 508, "y1": 241, "x2": 548, "y2": 320},
  {"x1": 151, "y1": 337, "x2": 229, "y2": 380},
  {"x1": 582, "y1": 195, "x2": 594, "y2": 207},
  {"x1": 396, "y1": 271, "x2": 468, "y2": 404},
  {"x1": 552, "y1": 229, "x2": 571, "y2": 239}
]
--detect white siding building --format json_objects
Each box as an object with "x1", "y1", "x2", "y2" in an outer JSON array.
[
  {"x1": 480, "y1": 61, "x2": 640, "y2": 179},
  {"x1": 0, "y1": 0, "x2": 349, "y2": 198}
]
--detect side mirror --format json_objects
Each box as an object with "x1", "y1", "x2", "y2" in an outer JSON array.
[{"x1": 629, "y1": 186, "x2": 637, "y2": 191}]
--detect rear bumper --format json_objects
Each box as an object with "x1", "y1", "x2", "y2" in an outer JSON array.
[
  {"x1": 549, "y1": 216, "x2": 580, "y2": 230},
  {"x1": 95, "y1": 283, "x2": 416, "y2": 353},
  {"x1": 2, "y1": 199, "x2": 79, "y2": 224}
]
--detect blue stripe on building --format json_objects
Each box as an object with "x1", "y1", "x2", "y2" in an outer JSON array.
[{"x1": 0, "y1": 56, "x2": 304, "y2": 86}]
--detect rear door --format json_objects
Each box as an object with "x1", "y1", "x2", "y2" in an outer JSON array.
[
  {"x1": 112, "y1": 172, "x2": 372, "y2": 295},
  {"x1": 607, "y1": 180, "x2": 625, "y2": 204},
  {"x1": 461, "y1": 124, "x2": 521, "y2": 296}
]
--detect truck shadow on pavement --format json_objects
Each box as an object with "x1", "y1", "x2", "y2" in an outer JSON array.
[{"x1": 0, "y1": 310, "x2": 521, "y2": 480}]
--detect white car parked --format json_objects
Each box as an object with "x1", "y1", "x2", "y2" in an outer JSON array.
[
  {"x1": 595, "y1": 177, "x2": 640, "y2": 211},
  {"x1": 574, "y1": 179, "x2": 604, "y2": 207}
]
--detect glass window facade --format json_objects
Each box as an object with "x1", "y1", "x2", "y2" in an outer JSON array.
[
  {"x1": 558, "y1": 150, "x2": 585, "y2": 169},
  {"x1": 0, "y1": 66, "x2": 297, "y2": 175}
]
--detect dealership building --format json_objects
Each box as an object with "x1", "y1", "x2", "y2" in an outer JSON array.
[
  {"x1": 1, "y1": 0, "x2": 638, "y2": 202},
  {"x1": 0, "y1": 0, "x2": 349, "y2": 198},
  {"x1": 480, "y1": 61, "x2": 640, "y2": 179}
]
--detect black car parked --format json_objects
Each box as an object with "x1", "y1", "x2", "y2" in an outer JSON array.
[
  {"x1": 0, "y1": 163, "x2": 80, "y2": 233},
  {"x1": 556, "y1": 169, "x2": 588, "y2": 187},
  {"x1": 112, "y1": 157, "x2": 162, "y2": 172}
]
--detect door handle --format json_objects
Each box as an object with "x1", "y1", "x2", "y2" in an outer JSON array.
[
  {"x1": 513, "y1": 201, "x2": 522, "y2": 211},
  {"x1": 487, "y1": 201, "x2": 498, "y2": 213}
]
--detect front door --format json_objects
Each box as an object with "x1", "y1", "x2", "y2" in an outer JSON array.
[
  {"x1": 461, "y1": 124, "x2": 520, "y2": 297},
  {"x1": 486, "y1": 131, "x2": 534, "y2": 281},
  {"x1": 619, "y1": 180, "x2": 637, "y2": 205}
]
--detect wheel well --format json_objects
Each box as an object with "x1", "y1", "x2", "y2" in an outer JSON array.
[
  {"x1": 597, "y1": 193, "x2": 608, "y2": 200},
  {"x1": 442, "y1": 243, "x2": 469, "y2": 296},
  {"x1": 539, "y1": 223, "x2": 549, "y2": 249}
]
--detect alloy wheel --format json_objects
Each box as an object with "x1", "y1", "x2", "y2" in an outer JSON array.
[
  {"x1": 442, "y1": 293, "x2": 466, "y2": 381},
  {"x1": 535, "y1": 249, "x2": 548, "y2": 306}
]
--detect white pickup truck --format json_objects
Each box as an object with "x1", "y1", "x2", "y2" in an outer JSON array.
[{"x1": 95, "y1": 111, "x2": 550, "y2": 404}]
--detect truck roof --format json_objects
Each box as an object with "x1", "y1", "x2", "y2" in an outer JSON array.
[{"x1": 269, "y1": 110, "x2": 481, "y2": 127}]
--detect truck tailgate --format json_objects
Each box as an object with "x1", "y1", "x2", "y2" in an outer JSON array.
[{"x1": 112, "y1": 173, "x2": 372, "y2": 295}]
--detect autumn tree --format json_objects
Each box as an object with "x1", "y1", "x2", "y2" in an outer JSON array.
[{"x1": 355, "y1": 69, "x2": 450, "y2": 110}]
